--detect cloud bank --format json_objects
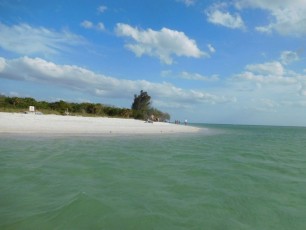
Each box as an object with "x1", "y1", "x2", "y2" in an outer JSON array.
[{"x1": 0, "y1": 56, "x2": 230, "y2": 108}]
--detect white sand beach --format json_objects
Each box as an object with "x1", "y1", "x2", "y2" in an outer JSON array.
[{"x1": 0, "y1": 112, "x2": 201, "y2": 135}]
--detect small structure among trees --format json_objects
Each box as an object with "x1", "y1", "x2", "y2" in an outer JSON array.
[{"x1": 131, "y1": 90, "x2": 170, "y2": 121}]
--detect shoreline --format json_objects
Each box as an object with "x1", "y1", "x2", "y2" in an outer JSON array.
[{"x1": 0, "y1": 112, "x2": 202, "y2": 135}]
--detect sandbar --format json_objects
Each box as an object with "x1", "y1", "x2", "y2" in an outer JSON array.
[{"x1": 0, "y1": 112, "x2": 201, "y2": 135}]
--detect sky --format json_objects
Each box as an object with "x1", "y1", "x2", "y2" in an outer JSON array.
[{"x1": 0, "y1": 0, "x2": 306, "y2": 126}]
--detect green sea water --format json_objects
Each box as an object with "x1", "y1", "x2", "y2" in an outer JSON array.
[{"x1": 1, "y1": 125, "x2": 306, "y2": 229}]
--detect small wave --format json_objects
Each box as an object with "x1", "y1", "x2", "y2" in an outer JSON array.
[{"x1": 2, "y1": 192, "x2": 114, "y2": 229}]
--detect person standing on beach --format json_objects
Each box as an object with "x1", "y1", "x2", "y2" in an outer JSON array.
[{"x1": 184, "y1": 119, "x2": 187, "y2": 125}]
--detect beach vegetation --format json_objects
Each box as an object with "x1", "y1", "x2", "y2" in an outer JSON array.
[
  {"x1": 0, "y1": 95, "x2": 131, "y2": 119},
  {"x1": 0, "y1": 94, "x2": 170, "y2": 121}
]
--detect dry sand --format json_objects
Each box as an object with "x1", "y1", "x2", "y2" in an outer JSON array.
[{"x1": 0, "y1": 112, "x2": 201, "y2": 135}]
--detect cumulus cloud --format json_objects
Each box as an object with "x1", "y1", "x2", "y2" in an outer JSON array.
[
  {"x1": 97, "y1": 22, "x2": 106, "y2": 31},
  {"x1": 235, "y1": 0, "x2": 306, "y2": 36},
  {"x1": 231, "y1": 49, "x2": 306, "y2": 119},
  {"x1": 238, "y1": 61, "x2": 299, "y2": 85},
  {"x1": 0, "y1": 56, "x2": 231, "y2": 107},
  {"x1": 80, "y1": 20, "x2": 93, "y2": 29},
  {"x1": 280, "y1": 51, "x2": 299, "y2": 65},
  {"x1": 0, "y1": 22, "x2": 84, "y2": 56},
  {"x1": 228, "y1": 56, "x2": 306, "y2": 124},
  {"x1": 245, "y1": 61, "x2": 285, "y2": 76},
  {"x1": 207, "y1": 10, "x2": 245, "y2": 29},
  {"x1": 80, "y1": 20, "x2": 105, "y2": 31},
  {"x1": 98, "y1": 5, "x2": 107, "y2": 13},
  {"x1": 161, "y1": 70, "x2": 219, "y2": 81},
  {"x1": 206, "y1": 3, "x2": 245, "y2": 29},
  {"x1": 115, "y1": 23, "x2": 205, "y2": 64},
  {"x1": 180, "y1": 71, "x2": 219, "y2": 81},
  {"x1": 207, "y1": 44, "x2": 216, "y2": 53},
  {"x1": 0, "y1": 57, "x2": 5, "y2": 72},
  {"x1": 239, "y1": 51, "x2": 302, "y2": 85},
  {"x1": 177, "y1": 0, "x2": 196, "y2": 7}
]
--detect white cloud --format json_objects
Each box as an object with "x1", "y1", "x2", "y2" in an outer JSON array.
[
  {"x1": 177, "y1": 0, "x2": 195, "y2": 7},
  {"x1": 255, "y1": 26, "x2": 271, "y2": 34},
  {"x1": 280, "y1": 51, "x2": 299, "y2": 65},
  {"x1": 238, "y1": 61, "x2": 299, "y2": 85},
  {"x1": 0, "y1": 22, "x2": 84, "y2": 56},
  {"x1": 238, "y1": 71, "x2": 297, "y2": 85},
  {"x1": 97, "y1": 22, "x2": 105, "y2": 31},
  {"x1": 180, "y1": 71, "x2": 219, "y2": 81},
  {"x1": 98, "y1": 5, "x2": 107, "y2": 13},
  {"x1": 235, "y1": 0, "x2": 297, "y2": 9},
  {"x1": 80, "y1": 20, "x2": 93, "y2": 29},
  {"x1": 239, "y1": 51, "x2": 303, "y2": 85},
  {"x1": 207, "y1": 44, "x2": 216, "y2": 53},
  {"x1": 231, "y1": 50, "x2": 306, "y2": 122},
  {"x1": 206, "y1": 4, "x2": 245, "y2": 29},
  {"x1": 235, "y1": 0, "x2": 306, "y2": 36},
  {"x1": 0, "y1": 56, "x2": 231, "y2": 107},
  {"x1": 207, "y1": 10, "x2": 245, "y2": 29},
  {"x1": 228, "y1": 57, "x2": 306, "y2": 125},
  {"x1": 81, "y1": 20, "x2": 105, "y2": 31},
  {"x1": 161, "y1": 70, "x2": 219, "y2": 81},
  {"x1": 115, "y1": 23, "x2": 205, "y2": 64},
  {"x1": 0, "y1": 57, "x2": 6, "y2": 72},
  {"x1": 245, "y1": 61, "x2": 285, "y2": 76}
]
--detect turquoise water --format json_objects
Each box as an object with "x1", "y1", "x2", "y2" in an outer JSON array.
[{"x1": 1, "y1": 125, "x2": 306, "y2": 229}]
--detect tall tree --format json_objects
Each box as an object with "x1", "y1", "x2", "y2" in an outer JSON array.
[
  {"x1": 132, "y1": 90, "x2": 151, "y2": 111},
  {"x1": 131, "y1": 90, "x2": 151, "y2": 119}
]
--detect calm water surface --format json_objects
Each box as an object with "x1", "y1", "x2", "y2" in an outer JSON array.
[{"x1": 1, "y1": 124, "x2": 306, "y2": 229}]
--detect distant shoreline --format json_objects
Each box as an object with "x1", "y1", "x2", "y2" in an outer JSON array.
[{"x1": 0, "y1": 112, "x2": 201, "y2": 135}]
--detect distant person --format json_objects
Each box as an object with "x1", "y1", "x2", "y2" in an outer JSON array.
[{"x1": 184, "y1": 119, "x2": 187, "y2": 125}]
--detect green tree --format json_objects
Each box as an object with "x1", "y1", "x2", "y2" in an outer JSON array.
[
  {"x1": 85, "y1": 103, "x2": 96, "y2": 114},
  {"x1": 50, "y1": 100, "x2": 71, "y2": 114},
  {"x1": 23, "y1": 97, "x2": 37, "y2": 107},
  {"x1": 131, "y1": 90, "x2": 151, "y2": 119},
  {"x1": 36, "y1": 100, "x2": 51, "y2": 110},
  {"x1": 7, "y1": 97, "x2": 19, "y2": 107},
  {"x1": 132, "y1": 90, "x2": 151, "y2": 111}
]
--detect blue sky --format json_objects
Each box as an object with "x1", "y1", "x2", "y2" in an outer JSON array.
[{"x1": 1, "y1": 0, "x2": 306, "y2": 126}]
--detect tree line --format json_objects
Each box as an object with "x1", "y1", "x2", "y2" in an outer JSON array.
[{"x1": 0, "y1": 91, "x2": 170, "y2": 121}]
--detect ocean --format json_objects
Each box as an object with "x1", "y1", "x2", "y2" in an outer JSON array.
[{"x1": 1, "y1": 124, "x2": 306, "y2": 229}]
